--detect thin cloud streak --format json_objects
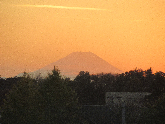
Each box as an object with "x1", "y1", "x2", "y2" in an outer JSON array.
[{"x1": 13, "y1": 4, "x2": 108, "y2": 11}]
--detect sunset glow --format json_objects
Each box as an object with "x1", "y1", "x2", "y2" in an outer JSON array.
[{"x1": 0, "y1": 0, "x2": 165, "y2": 77}]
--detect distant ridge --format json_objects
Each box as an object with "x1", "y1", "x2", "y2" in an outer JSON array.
[{"x1": 17, "y1": 52, "x2": 123, "y2": 79}]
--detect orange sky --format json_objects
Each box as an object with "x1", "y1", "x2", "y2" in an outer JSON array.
[{"x1": 0, "y1": 0, "x2": 165, "y2": 77}]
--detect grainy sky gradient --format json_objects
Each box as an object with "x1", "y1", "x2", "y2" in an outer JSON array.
[{"x1": 0, "y1": 0, "x2": 165, "y2": 77}]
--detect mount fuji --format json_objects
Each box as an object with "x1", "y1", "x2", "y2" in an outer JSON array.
[{"x1": 17, "y1": 52, "x2": 123, "y2": 79}]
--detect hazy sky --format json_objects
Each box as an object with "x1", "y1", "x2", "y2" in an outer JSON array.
[{"x1": 1, "y1": 0, "x2": 165, "y2": 77}]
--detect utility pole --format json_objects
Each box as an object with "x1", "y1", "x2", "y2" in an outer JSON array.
[
  {"x1": 117, "y1": 97, "x2": 126, "y2": 124},
  {"x1": 122, "y1": 102, "x2": 126, "y2": 124}
]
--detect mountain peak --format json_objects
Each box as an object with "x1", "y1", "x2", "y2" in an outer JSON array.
[
  {"x1": 68, "y1": 51, "x2": 95, "y2": 56},
  {"x1": 24, "y1": 52, "x2": 123, "y2": 79}
]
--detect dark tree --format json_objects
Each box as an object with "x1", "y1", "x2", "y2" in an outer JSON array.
[
  {"x1": 74, "y1": 71, "x2": 95, "y2": 104},
  {"x1": 138, "y1": 94, "x2": 165, "y2": 124},
  {"x1": 1, "y1": 68, "x2": 80, "y2": 124}
]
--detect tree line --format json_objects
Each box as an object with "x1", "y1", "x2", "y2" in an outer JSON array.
[
  {"x1": 68, "y1": 68, "x2": 165, "y2": 105},
  {"x1": 1, "y1": 67, "x2": 165, "y2": 123},
  {"x1": 0, "y1": 69, "x2": 84, "y2": 124}
]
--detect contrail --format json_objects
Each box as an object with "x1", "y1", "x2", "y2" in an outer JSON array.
[{"x1": 13, "y1": 4, "x2": 108, "y2": 11}]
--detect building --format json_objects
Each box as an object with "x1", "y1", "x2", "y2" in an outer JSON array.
[{"x1": 106, "y1": 92, "x2": 151, "y2": 107}]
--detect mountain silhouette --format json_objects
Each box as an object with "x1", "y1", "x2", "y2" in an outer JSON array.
[{"x1": 18, "y1": 52, "x2": 123, "y2": 79}]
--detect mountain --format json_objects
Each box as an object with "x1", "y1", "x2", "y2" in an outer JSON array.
[{"x1": 17, "y1": 52, "x2": 123, "y2": 79}]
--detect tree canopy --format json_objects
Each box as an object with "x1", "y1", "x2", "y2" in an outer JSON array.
[{"x1": 1, "y1": 68, "x2": 79, "y2": 124}]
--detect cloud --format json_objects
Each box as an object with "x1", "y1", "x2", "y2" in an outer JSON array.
[{"x1": 13, "y1": 4, "x2": 108, "y2": 11}]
